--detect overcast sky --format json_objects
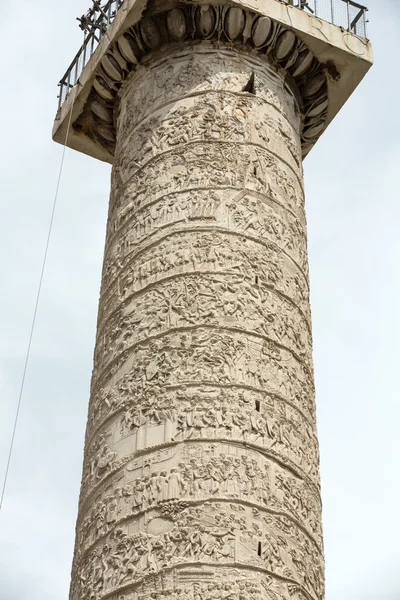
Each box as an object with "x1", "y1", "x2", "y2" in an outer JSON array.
[{"x1": 0, "y1": 1, "x2": 399, "y2": 599}]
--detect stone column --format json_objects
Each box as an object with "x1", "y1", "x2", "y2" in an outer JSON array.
[
  {"x1": 70, "y1": 40, "x2": 324, "y2": 600},
  {"x1": 51, "y1": 2, "x2": 373, "y2": 599}
]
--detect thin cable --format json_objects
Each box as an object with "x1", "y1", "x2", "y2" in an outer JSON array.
[{"x1": 0, "y1": 81, "x2": 80, "y2": 511}]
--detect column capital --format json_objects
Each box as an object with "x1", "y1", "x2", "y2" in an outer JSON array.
[{"x1": 52, "y1": 0, "x2": 372, "y2": 163}]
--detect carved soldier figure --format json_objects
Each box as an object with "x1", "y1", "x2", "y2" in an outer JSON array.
[{"x1": 167, "y1": 468, "x2": 183, "y2": 499}]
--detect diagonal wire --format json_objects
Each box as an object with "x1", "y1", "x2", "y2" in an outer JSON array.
[{"x1": 0, "y1": 81, "x2": 80, "y2": 511}]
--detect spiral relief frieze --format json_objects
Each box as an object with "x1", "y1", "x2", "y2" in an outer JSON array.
[{"x1": 70, "y1": 19, "x2": 325, "y2": 600}]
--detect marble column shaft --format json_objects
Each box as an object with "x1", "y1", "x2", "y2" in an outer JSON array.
[{"x1": 70, "y1": 44, "x2": 324, "y2": 600}]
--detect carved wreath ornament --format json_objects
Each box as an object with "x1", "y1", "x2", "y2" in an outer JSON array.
[{"x1": 76, "y1": 3, "x2": 329, "y2": 157}]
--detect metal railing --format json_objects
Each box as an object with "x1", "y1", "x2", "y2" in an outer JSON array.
[
  {"x1": 58, "y1": 0, "x2": 124, "y2": 108},
  {"x1": 57, "y1": 0, "x2": 368, "y2": 108},
  {"x1": 289, "y1": 0, "x2": 368, "y2": 38}
]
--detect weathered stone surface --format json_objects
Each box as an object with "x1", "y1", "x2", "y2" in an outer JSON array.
[{"x1": 69, "y1": 45, "x2": 324, "y2": 600}]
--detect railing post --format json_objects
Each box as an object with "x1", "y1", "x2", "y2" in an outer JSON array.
[
  {"x1": 74, "y1": 56, "x2": 79, "y2": 84},
  {"x1": 330, "y1": 0, "x2": 334, "y2": 25},
  {"x1": 83, "y1": 37, "x2": 88, "y2": 69},
  {"x1": 58, "y1": 83, "x2": 63, "y2": 110},
  {"x1": 347, "y1": 0, "x2": 351, "y2": 32}
]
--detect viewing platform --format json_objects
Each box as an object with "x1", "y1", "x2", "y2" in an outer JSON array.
[
  {"x1": 57, "y1": 0, "x2": 368, "y2": 109},
  {"x1": 53, "y1": 0, "x2": 372, "y2": 162}
]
